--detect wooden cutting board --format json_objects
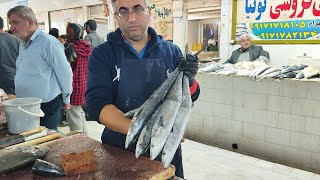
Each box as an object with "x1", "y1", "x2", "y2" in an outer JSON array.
[{"x1": 1, "y1": 134, "x2": 175, "y2": 180}]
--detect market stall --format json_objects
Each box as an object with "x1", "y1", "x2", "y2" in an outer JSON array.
[{"x1": 186, "y1": 63, "x2": 320, "y2": 174}]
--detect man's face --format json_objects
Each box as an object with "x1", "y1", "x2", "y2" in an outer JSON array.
[
  {"x1": 84, "y1": 25, "x2": 90, "y2": 34},
  {"x1": 66, "y1": 26, "x2": 76, "y2": 42},
  {"x1": 114, "y1": 0, "x2": 150, "y2": 42},
  {"x1": 240, "y1": 36, "x2": 251, "y2": 49},
  {"x1": 9, "y1": 14, "x2": 31, "y2": 41}
]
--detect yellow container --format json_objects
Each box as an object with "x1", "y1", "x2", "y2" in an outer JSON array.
[{"x1": 193, "y1": 43, "x2": 202, "y2": 51}]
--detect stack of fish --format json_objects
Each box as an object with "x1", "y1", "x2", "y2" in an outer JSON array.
[
  {"x1": 271, "y1": 64, "x2": 308, "y2": 79},
  {"x1": 198, "y1": 62, "x2": 224, "y2": 73},
  {"x1": 125, "y1": 68, "x2": 192, "y2": 168}
]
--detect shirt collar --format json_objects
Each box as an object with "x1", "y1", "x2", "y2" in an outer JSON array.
[
  {"x1": 121, "y1": 33, "x2": 151, "y2": 42},
  {"x1": 23, "y1": 28, "x2": 41, "y2": 48}
]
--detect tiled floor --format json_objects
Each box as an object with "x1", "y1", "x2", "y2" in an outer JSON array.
[{"x1": 58, "y1": 121, "x2": 320, "y2": 180}]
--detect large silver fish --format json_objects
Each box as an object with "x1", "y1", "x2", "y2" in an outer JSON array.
[
  {"x1": 124, "y1": 107, "x2": 141, "y2": 119},
  {"x1": 150, "y1": 72, "x2": 184, "y2": 160},
  {"x1": 257, "y1": 67, "x2": 280, "y2": 81},
  {"x1": 295, "y1": 71, "x2": 304, "y2": 79},
  {"x1": 0, "y1": 145, "x2": 49, "y2": 174},
  {"x1": 125, "y1": 68, "x2": 181, "y2": 149},
  {"x1": 250, "y1": 65, "x2": 271, "y2": 80},
  {"x1": 162, "y1": 75, "x2": 192, "y2": 168},
  {"x1": 135, "y1": 107, "x2": 161, "y2": 158}
]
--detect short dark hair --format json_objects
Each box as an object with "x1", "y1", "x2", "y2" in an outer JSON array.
[
  {"x1": 59, "y1": 34, "x2": 67, "y2": 39},
  {"x1": 84, "y1": 19, "x2": 97, "y2": 31},
  {"x1": 49, "y1": 28, "x2": 59, "y2": 38},
  {"x1": 0, "y1": 16, "x2": 3, "y2": 29}
]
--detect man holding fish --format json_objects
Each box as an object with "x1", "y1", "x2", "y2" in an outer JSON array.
[{"x1": 85, "y1": 0, "x2": 200, "y2": 178}]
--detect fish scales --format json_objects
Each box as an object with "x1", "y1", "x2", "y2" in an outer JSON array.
[
  {"x1": 125, "y1": 68, "x2": 181, "y2": 149},
  {"x1": 150, "y1": 72, "x2": 184, "y2": 160},
  {"x1": 161, "y1": 75, "x2": 192, "y2": 168},
  {"x1": 258, "y1": 67, "x2": 280, "y2": 78},
  {"x1": 135, "y1": 107, "x2": 161, "y2": 158}
]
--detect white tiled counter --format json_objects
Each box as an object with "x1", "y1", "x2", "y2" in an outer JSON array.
[{"x1": 185, "y1": 73, "x2": 320, "y2": 174}]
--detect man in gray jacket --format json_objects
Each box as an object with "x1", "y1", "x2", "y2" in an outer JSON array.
[
  {"x1": 84, "y1": 19, "x2": 104, "y2": 48},
  {"x1": 224, "y1": 33, "x2": 269, "y2": 64},
  {"x1": 0, "y1": 16, "x2": 19, "y2": 94}
]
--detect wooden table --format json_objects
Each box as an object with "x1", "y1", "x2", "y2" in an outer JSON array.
[{"x1": 1, "y1": 134, "x2": 175, "y2": 180}]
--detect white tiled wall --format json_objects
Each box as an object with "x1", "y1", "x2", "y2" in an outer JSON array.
[{"x1": 186, "y1": 73, "x2": 320, "y2": 174}]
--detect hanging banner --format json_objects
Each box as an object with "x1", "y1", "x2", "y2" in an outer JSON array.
[{"x1": 232, "y1": 0, "x2": 320, "y2": 44}]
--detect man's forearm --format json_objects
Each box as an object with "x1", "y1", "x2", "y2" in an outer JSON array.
[{"x1": 99, "y1": 104, "x2": 131, "y2": 135}]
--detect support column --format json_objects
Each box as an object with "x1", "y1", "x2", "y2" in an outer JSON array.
[
  {"x1": 220, "y1": 0, "x2": 233, "y2": 63},
  {"x1": 172, "y1": 0, "x2": 187, "y2": 53}
]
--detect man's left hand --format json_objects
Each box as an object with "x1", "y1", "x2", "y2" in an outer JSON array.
[{"x1": 178, "y1": 54, "x2": 199, "y2": 86}]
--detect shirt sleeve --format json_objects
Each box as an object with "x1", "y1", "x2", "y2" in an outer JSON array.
[
  {"x1": 85, "y1": 45, "x2": 114, "y2": 122},
  {"x1": 46, "y1": 41, "x2": 73, "y2": 104}
]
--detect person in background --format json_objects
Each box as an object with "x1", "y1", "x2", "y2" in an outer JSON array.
[
  {"x1": 7, "y1": 6, "x2": 73, "y2": 130},
  {"x1": 224, "y1": 33, "x2": 270, "y2": 64},
  {"x1": 57, "y1": 33, "x2": 69, "y2": 127},
  {"x1": 58, "y1": 34, "x2": 67, "y2": 45},
  {"x1": 0, "y1": 16, "x2": 20, "y2": 95},
  {"x1": 49, "y1": 27, "x2": 59, "y2": 39},
  {"x1": 78, "y1": 24, "x2": 85, "y2": 39},
  {"x1": 85, "y1": 0, "x2": 200, "y2": 178},
  {"x1": 84, "y1": 19, "x2": 104, "y2": 48},
  {"x1": 65, "y1": 23, "x2": 92, "y2": 134}
]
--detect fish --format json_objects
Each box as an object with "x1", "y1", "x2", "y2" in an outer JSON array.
[
  {"x1": 32, "y1": 159, "x2": 64, "y2": 177},
  {"x1": 199, "y1": 63, "x2": 224, "y2": 73},
  {"x1": 252, "y1": 65, "x2": 271, "y2": 80},
  {"x1": 0, "y1": 145, "x2": 49, "y2": 174},
  {"x1": 162, "y1": 75, "x2": 192, "y2": 168},
  {"x1": 264, "y1": 71, "x2": 281, "y2": 78},
  {"x1": 292, "y1": 64, "x2": 308, "y2": 71},
  {"x1": 282, "y1": 72, "x2": 297, "y2": 78},
  {"x1": 273, "y1": 72, "x2": 297, "y2": 79},
  {"x1": 257, "y1": 67, "x2": 280, "y2": 78},
  {"x1": 125, "y1": 68, "x2": 181, "y2": 149},
  {"x1": 272, "y1": 72, "x2": 285, "y2": 79},
  {"x1": 295, "y1": 71, "x2": 304, "y2": 79},
  {"x1": 124, "y1": 107, "x2": 141, "y2": 119},
  {"x1": 280, "y1": 66, "x2": 294, "y2": 74},
  {"x1": 135, "y1": 107, "x2": 161, "y2": 158},
  {"x1": 150, "y1": 72, "x2": 184, "y2": 160}
]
